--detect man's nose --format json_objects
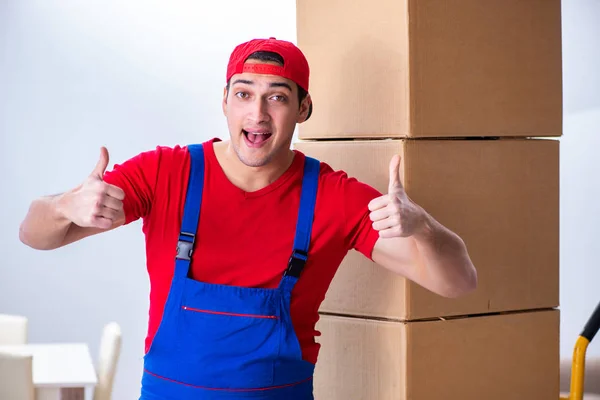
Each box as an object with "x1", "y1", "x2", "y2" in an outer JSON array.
[{"x1": 249, "y1": 98, "x2": 270, "y2": 123}]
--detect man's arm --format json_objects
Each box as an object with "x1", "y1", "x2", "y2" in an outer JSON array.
[
  {"x1": 371, "y1": 214, "x2": 477, "y2": 298},
  {"x1": 19, "y1": 147, "x2": 126, "y2": 250},
  {"x1": 368, "y1": 155, "x2": 477, "y2": 298}
]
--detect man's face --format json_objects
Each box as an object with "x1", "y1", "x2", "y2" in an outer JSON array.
[{"x1": 222, "y1": 59, "x2": 310, "y2": 168}]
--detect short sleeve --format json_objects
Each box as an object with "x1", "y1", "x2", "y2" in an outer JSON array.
[
  {"x1": 102, "y1": 148, "x2": 162, "y2": 225},
  {"x1": 343, "y1": 176, "x2": 383, "y2": 260}
]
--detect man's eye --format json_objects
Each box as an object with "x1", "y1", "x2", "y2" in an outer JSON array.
[
  {"x1": 271, "y1": 95, "x2": 286, "y2": 102},
  {"x1": 236, "y1": 92, "x2": 249, "y2": 99}
]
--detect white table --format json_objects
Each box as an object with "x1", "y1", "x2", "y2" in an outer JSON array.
[{"x1": 0, "y1": 343, "x2": 97, "y2": 400}]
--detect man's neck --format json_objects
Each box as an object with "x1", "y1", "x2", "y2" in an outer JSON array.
[{"x1": 213, "y1": 140, "x2": 295, "y2": 193}]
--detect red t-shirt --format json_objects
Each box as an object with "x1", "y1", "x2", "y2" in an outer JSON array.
[{"x1": 103, "y1": 138, "x2": 382, "y2": 364}]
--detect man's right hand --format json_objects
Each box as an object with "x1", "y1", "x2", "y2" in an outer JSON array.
[{"x1": 59, "y1": 147, "x2": 126, "y2": 229}]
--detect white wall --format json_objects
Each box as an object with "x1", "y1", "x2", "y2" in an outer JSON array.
[
  {"x1": 1, "y1": 1, "x2": 598, "y2": 399},
  {"x1": 559, "y1": 0, "x2": 600, "y2": 359},
  {"x1": 560, "y1": 109, "x2": 600, "y2": 358}
]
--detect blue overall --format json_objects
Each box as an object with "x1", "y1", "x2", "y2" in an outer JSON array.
[{"x1": 139, "y1": 144, "x2": 320, "y2": 400}]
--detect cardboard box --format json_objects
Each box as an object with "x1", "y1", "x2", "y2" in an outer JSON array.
[
  {"x1": 314, "y1": 309, "x2": 560, "y2": 400},
  {"x1": 296, "y1": 0, "x2": 562, "y2": 139},
  {"x1": 294, "y1": 139, "x2": 559, "y2": 319}
]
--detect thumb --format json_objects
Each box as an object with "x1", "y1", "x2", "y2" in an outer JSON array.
[
  {"x1": 388, "y1": 154, "x2": 402, "y2": 193},
  {"x1": 91, "y1": 146, "x2": 109, "y2": 179}
]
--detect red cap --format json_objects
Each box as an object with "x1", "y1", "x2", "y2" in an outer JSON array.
[{"x1": 226, "y1": 37, "x2": 310, "y2": 92}]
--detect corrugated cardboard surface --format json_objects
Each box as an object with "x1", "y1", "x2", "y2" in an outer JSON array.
[
  {"x1": 314, "y1": 309, "x2": 559, "y2": 400},
  {"x1": 293, "y1": 139, "x2": 559, "y2": 320},
  {"x1": 296, "y1": 0, "x2": 562, "y2": 138}
]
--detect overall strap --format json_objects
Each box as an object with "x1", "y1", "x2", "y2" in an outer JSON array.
[
  {"x1": 174, "y1": 144, "x2": 205, "y2": 280},
  {"x1": 281, "y1": 156, "x2": 320, "y2": 288}
]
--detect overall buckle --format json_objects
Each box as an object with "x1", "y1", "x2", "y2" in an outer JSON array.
[
  {"x1": 284, "y1": 249, "x2": 308, "y2": 278},
  {"x1": 176, "y1": 232, "x2": 195, "y2": 261}
]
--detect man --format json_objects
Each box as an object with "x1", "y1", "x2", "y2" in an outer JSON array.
[{"x1": 19, "y1": 37, "x2": 477, "y2": 399}]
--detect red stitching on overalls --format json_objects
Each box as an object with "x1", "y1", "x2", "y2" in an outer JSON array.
[
  {"x1": 181, "y1": 306, "x2": 279, "y2": 319},
  {"x1": 144, "y1": 369, "x2": 312, "y2": 392}
]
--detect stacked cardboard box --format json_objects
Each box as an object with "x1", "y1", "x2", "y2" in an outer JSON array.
[{"x1": 294, "y1": 0, "x2": 562, "y2": 399}]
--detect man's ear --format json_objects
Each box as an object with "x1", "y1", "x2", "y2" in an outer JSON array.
[
  {"x1": 222, "y1": 86, "x2": 228, "y2": 116},
  {"x1": 297, "y1": 94, "x2": 312, "y2": 123}
]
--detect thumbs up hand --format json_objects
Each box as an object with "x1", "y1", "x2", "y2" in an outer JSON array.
[
  {"x1": 60, "y1": 147, "x2": 126, "y2": 229},
  {"x1": 368, "y1": 155, "x2": 427, "y2": 239}
]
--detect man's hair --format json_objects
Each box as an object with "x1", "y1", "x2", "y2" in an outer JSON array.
[{"x1": 226, "y1": 51, "x2": 309, "y2": 108}]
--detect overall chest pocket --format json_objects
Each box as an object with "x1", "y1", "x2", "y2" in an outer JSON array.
[{"x1": 175, "y1": 279, "x2": 282, "y2": 390}]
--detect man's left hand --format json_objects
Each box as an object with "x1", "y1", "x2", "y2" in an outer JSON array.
[{"x1": 368, "y1": 155, "x2": 429, "y2": 238}]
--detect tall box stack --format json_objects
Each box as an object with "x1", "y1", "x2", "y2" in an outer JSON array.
[{"x1": 294, "y1": 1, "x2": 562, "y2": 399}]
